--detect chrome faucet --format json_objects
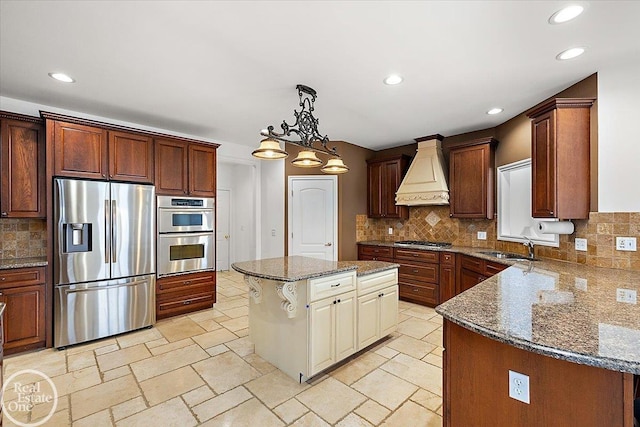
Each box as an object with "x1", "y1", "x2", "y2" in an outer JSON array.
[{"x1": 522, "y1": 237, "x2": 535, "y2": 260}]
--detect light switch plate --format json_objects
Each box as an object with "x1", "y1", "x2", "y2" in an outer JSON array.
[
  {"x1": 477, "y1": 231, "x2": 487, "y2": 240},
  {"x1": 575, "y1": 238, "x2": 587, "y2": 251},
  {"x1": 616, "y1": 288, "x2": 637, "y2": 304},
  {"x1": 508, "y1": 370, "x2": 530, "y2": 404},
  {"x1": 616, "y1": 237, "x2": 637, "y2": 251}
]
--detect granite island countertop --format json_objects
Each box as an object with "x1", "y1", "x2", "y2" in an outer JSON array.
[
  {"x1": 232, "y1": 256, "x2": 399, "y2": 282},
  {"x1": 0, "y1": 257, "x2": 48, "y2": 270},
  {"x1": 436, "y1": 259, "x2": 640, "y2": 374}
]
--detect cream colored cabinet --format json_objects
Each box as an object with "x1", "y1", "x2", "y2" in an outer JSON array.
[
  {"x1": 356, "y1": 269, "x2": 399, "y2": 350},
  {"x1": 357, "y1": 285, "x2": 398, "y2": 349},
  {"x1": 309, "y1": 290, "x2": 356, "y2": 376}
]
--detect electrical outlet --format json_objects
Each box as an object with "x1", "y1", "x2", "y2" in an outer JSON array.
[
  {"x1": 388, "y1": 227, "x2": 393, "y2": 235},
  {"x1": 477, "y1": 231, "x2": 487, "y2": 240},
  {"x1": 509, "y1": 370, "x2": 530, "y2": 404},
  {"x1": 616, "y1": 237, "x2": 637, "y2": 251},
  {"x1": 616, "y1": 288, "x2": 637, "y2": 304},
  {"x1": 575, "y1": 238, "x2": 587, "y2": 251},
  {"x1": 574, "y1": 277, "x2": 588, "y2": 291}
]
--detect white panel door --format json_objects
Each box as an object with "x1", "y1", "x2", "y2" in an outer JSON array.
[
  {"x1": 289, "y1": 176, "x2": 337, "y2": 261},
  {"x1": 309, "y1": 297, "x2": 335, "y2": 375},
  {"x1": 216, "y1": 189, "x2": 231, "y2": 271},
  {"x1": 379, "y1": 286, "x2": 399, "y2": 337},
  {"x1": 335, "y1": 291, "x2": 357, "y2": 361}
]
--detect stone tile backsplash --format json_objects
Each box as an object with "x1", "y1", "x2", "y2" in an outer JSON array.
[
  {"x1": 356, "y1": 208, "x2": 640, "y2": 272},
  {"x1": 0, "y1": 218, "x2": 47, "y2": 259}
]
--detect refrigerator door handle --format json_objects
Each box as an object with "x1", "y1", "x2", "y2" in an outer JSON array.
[
  {"x1": 61, "y1": 278, "x2": 150, "y2": 293},
  {"x1": 105, "y1": 199, "x2": 110, "y2": 264},
  {"x1": 111, "y1": 200, "x2": 117, "y2": 263}
]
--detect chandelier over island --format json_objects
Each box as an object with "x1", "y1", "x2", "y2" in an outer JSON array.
[{"x1": 252, "y1": 84, "x2": 349, "y2": 174}]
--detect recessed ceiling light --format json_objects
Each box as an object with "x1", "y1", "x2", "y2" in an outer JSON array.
[
  {"x1": 48, "y1": 72, "x2": 75, "y2": 83},
  {"x1": 383, "y1": 74, "x2": 403, "y2": 85},
  {"x1": 556, "y1": 47, "x2": 586, "y2": 60},
  {"x1": 549, "y1": 5, "x2": 584, "y2": 24},
  {"x1": 487, "y1": 108, "x2": 503, "y2": 115}
]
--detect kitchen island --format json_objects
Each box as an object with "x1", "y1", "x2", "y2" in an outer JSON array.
[
  {"x1": 436, "y1": 259, "x2": 640, "y2": 426},
  {"x1": 232, "y1": 256, "x2": 399, "y2": 382}
]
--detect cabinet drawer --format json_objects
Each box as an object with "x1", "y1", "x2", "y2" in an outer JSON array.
[
  {"x1": 358, "y1": 254, "x2": 395, "y2": 262},
  {"x1": 358, "y1": 245, "x2": 393, "y2": 258},
  {"x1": 157, "y1": 291, "x2": 215, "y2": 319},
  {"x1": 460, "y1": 255, "x2": 484, "y2": 275},
  {"x1": 394, "y1": 248, "x2": 439, "y2": 264},
  {"x1": 357, "y1": 269, "x2": 398, "y2": 295},
  {"x1": 398, "y1": 263, "x2": 439, "y2": 284},
  {"x1": 399, "y1": 283, "x2": 439, "y2": 306},
  {"x1": 156, "y1": 271, "x2": 215, "y2": 294},
  {"x1": 309, "y1": 271, "x2": 356, "y2": 302},
  {"x1": 440, "y1": 252, "x2": 455, "y2": 266},
  {"x1": 0, "y1": 267, "x2": 45, "y2": 288}
]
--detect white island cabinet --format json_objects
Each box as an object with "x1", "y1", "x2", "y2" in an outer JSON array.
[{"x1": 232, "y1": 256, "x2": 398, "y2": 382}]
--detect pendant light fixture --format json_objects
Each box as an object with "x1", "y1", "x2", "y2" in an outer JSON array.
[{"x1": 254, "y1": 84, "x2": 349, "y2": 173}]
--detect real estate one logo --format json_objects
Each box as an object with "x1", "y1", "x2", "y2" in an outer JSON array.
[{"x1": 2, "y1": 369, "x2": 58, "y2": 427}]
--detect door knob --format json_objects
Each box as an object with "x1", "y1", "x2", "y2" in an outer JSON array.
[
  {"x1": 325, "y1": 243, "x2": 332, "y2": 246},
  {"x1": 225, "y1": 235, "x2": 230, "y2": 239}
]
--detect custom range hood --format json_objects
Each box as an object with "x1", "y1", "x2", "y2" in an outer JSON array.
[{"x1": 395, "y1": 134, "x2": 449, "y2": 206}]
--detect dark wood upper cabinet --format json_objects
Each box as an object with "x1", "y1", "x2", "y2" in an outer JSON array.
[
  {"x1": 188, "y1": 143, "x2": 217, "y2": 197},
  {"x1": 0, "y1": 114, "x2": 45, "y2": 218},
  {"x1": 526, "y1": 98, "x2": 595, "y2": 219},
  {"x1": 155, "y1": 139, "x2": 216, "y2": 197},
  {"x1": 367, "y1": 155, "x2": 410, "y2": 219},
  {"x1": 449, "y1": 137, "x2": 498, "y2": 219},
  {"x1": 108, "y1": 131, "x2": 154, "y2": 183},
  {"x1": 53, "y1": 120, "x2": 108, "y2": 179}
]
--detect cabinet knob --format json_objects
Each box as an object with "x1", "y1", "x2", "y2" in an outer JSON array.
[
  {"x1": 102, "y1": 174, "x2": 106, "y2": 177},
  {"x1": 1, "y1": 212, "x2": 7, "y2": 217},
  {"x1": 0, "y1": 277, "x2": 5, "y2": 281}
]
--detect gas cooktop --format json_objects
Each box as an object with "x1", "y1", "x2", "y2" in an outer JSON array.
[{"x1": 395, "y1": 240, "x2": 452, "y2": 248}]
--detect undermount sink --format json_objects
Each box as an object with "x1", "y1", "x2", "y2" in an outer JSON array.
[{"x1": 479, "y1": 251, "x2": 538, "y2": 262}]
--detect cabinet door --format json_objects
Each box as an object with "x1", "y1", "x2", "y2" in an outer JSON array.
[
  {"x1": 109, "y1": 131, "x2": 154, "y2": 183},
  {"x1": 0, "y1": 284, "x2": 46, "y2": 352},
  {"x1": 440, "y1": 264, "x2": 456, "y2": 303},
  {"x1": 53, "y1": 121, "x2": 108, "y2": 179},
  {"x1": 357, "y1": 292, "x2": 379, "y2": 349},
  {"x1": 1, "y1": 119, "x2": 45, "y2": 218},
  {"x1": 155, "y1": 138, "x2": 188, "y2": 195},
  {"x1": 450, "y1": 144, "x2": 492, "y2": 218},
  {"x1": 367, "y1": 162, "x2": 384, "y2": 218},
  {"x1": 309, "y1": 297, "x2": 335, "y2": 375},
  {"x1": 458, "y1": 268, "x2": 484, "y2": 293},
  {"x1": 383, "y1": 160, "x2": 404, "y2": 218},
  {"x1": 334, "y1": 291, "x2": 357, "y2": 361},
  {"x1": 189, "y1": 143, "x2": 217, "y2": 197},
  {"x1": 531, "y1": 112, "x2": 556, "y2": 217},
  {"x1": 379, "y1": 285, "x2": 398, "y2": 337}
]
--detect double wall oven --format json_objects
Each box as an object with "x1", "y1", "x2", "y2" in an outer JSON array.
[{"x1": 157, "y1": 196, "x2": 215, "y2": 277}]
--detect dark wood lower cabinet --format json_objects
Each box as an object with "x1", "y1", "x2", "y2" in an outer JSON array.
[
  {"x1": 439, "y1": 252, "x2": 456, "y2": 303},
  {"x1": 457, "y1": 254, "x2": 507, "y2": 294},
  {"x1": 0, "y1": 267, "x2": 46, "y2": 355},
  {"x1": 444, "y1": 321, "x2": 634, "y2": 426},
  {"x1": 156, "y1": 271, "x2": 216, "y2": 319}
]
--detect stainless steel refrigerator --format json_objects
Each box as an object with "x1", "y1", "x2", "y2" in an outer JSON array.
[{"x1": 53, "y1": 178, "x2": 156, "y2": 348}]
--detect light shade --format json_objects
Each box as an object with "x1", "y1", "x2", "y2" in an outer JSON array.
[
  {"x1": 252, "y1": 138, "x2": 288, "y2": 159},
  {"x1": 291, "y1": 150, "x2": 323, "y2": 167},
  {"x1": 321, "y1": 158, "x2": 349, "y2": 174}
]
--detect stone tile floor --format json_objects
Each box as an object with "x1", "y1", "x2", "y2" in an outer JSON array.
[{"x1": 2, "y1": 270, "x2": 443, "y2": 426}]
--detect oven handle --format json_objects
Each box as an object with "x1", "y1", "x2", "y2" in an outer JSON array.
[{"x1": 158, "y1": 232, "x2": 214, "y2": 238}]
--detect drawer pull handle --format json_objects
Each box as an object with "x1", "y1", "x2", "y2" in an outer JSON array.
[
  {"x1": 330, "y1": 283, "x2": 341, "y2": 288},
  {"x1": 374, "y1": 249, "x2": 379, "y2": 253},
  {"x1": 413, "y1": 254, "x2": 419, "y2": 257},
  {"x1": 413, "y1": 288, "x2": 420, "y2": 292},
  {"x1": 0, "y1": 277, "x2": 5, "y2": 281},
  {"x1": 184, "y1": 281, "x2": 192, "y2": 285},
  {"x1": 183, "y1": 300, "x2": 191, "y2": 305},
  {"x1": 412, "y1": 269, "x2": 419, "y2": 273},
  {"x1": 337, "y1": 299, "x2": 341, "y2": 303}
]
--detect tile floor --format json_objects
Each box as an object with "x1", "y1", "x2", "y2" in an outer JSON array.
[{"x1": 2, "y1": 271, "x2": 444, "y2": 426}]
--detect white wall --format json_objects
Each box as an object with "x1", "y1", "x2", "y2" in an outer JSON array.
[
  {"x1": 598, "y1": 59, "x2": 640, "y2": 212},
  {"x1": 260, "y1": 160, "x2": 285, "y2": 258}
]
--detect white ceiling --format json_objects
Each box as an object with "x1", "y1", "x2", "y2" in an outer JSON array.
[{"x1": 1, "y1": 1, "x2": 639, "y2": 150}]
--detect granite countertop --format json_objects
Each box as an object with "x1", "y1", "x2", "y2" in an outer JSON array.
[
  {"x1": 436, "y1": 259, "x2": 640, "y2": 374},
  {"x1": 232, "y1": 256, "x2": 358, "y2": 282},
  {"x1": 337, "y1": 260, "x2": 400, "y2": 276},
  {"x1": 357, "y1": 240, "x2": 528, "y2": 266},
  {"x1": 0, "y1": 257, "x2": 48, "y2": 270}
]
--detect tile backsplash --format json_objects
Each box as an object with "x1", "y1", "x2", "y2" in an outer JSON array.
[
  {"x1": 356, "y1": 208, "x2": 640, "y2": 272},
  {"x1": 0, "y1": 219, "x2": 47, "y2": 259}
]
